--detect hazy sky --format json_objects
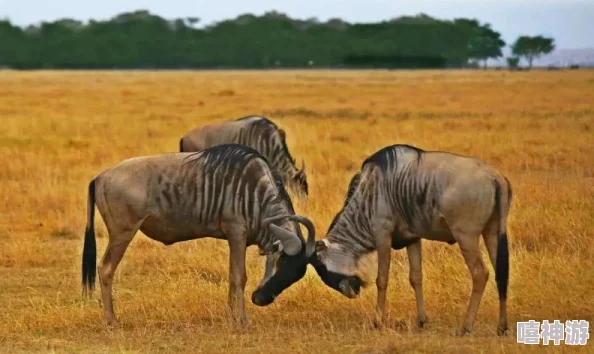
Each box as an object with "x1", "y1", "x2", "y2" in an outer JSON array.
[{"x1": 1, "y1": 0, "x2": 593, "y2": 49}]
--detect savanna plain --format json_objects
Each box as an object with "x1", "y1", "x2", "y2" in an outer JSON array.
[{"x1": 0, "y1": 69, "x2": 593, "y2": 354}]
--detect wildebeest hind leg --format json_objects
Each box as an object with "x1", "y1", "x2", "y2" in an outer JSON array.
[
  {"x1": 453, "y1": 229, "x2": 488, "y2": 336},
  {"x1": 482, "y1": 215, "x2": 508, "y2": 335},
  {"x1": 98, "y1": 227, "x2": 137, "y2": 327}
]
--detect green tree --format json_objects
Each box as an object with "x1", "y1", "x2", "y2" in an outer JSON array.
[
  {"x1": 511, "y1": 35, "x2": 555, "y2": 69},
  {"x1": 455, "y1": 19, "x2": 505, "y2": 69},
  {"x1": 469, "y1": 24, "x2": 505, "y2": 69},
  {"x1": 185, "y1": 17, "x2": 200, "y2": 27},
  {"x1": 506, "y1": 57, "x2": 520, "y2": 70}
]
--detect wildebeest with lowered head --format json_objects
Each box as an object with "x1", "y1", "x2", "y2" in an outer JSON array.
[
  {"x1": 81, "y1": 144, "x2": 316, "y2": 326},
  {"x1": 179, "y1": 115, "x2": 308, "y2": 197},
  {"x1": 308, "y1": 144, "x2": 512, "y2": 336}
]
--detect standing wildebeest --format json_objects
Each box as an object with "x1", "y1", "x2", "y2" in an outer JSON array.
[
  {"x1": 81, "y1": 144, "x2": 316, "y2": 326},
  {"x1": 307, "y1": 144, "x2": 512, "y2": 336},
  {"x1": 179, "y1": 115, "x2": 308, "y2": 197}
]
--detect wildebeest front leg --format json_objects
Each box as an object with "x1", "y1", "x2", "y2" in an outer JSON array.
[
  {"x1": 406, "y1": 240, "x2": 427, "y2": 329},
  {"x1": 227, "y1": 230, "x2": 248, "y2": 326},
  {"x1": 374, "y1": 230, "x2": 392, "y2": 329}
]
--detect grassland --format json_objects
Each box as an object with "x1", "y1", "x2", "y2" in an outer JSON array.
[{"x1": 0, "y1": 69, "x2": 593, "y2": 353}]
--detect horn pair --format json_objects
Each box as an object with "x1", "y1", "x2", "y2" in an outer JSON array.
[{"x1": 262, "y1": 215, "x2": 316, "y2": 257}]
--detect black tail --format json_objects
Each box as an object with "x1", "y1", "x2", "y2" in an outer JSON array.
[
  {"x1": 496, "y1": 233, "x2": 509, "y2": 300},
  {"x1": 82, "y1": 179, "x2": 97, "y2": 297},
  {"x1": 179, "y1": 137, "x2": 184, "y2": 152},
  {"x1": 494, "y1": 179, "x2": 510, "y2": 301}
]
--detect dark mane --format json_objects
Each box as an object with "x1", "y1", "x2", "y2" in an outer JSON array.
[
  {"x1": 277, "y1": 129, "x2": 296, "y2": 165},
  {"x1": 271, "y1": 170, "x2": 297, "y2": 214},
  {"x1": 235, "y1": 114, "x2": 274, "y2": 123},
  {"x1": 327, "y1": 171, "x2": 362, "y2": 233},
  {"x1": 270, "y1": 169, "x2": 304, "y2": 239},
  {"x1": 362, "y1": 144, "x2": 424, "y2": 172},
  {"x1": 182, "y1": 143, "x2": 265, "y2": 174},
  {"x1": 237, "y1": 115, "x2": 296, "y2": 165}
]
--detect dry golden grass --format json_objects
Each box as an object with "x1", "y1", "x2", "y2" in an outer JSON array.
[{"x1": 0, "y1": 69, "x2": 593, "y2": 353}]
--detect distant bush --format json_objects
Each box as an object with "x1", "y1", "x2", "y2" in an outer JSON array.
[{"x1": 0, "y1": 10, "x2": 508, "y2": 69}]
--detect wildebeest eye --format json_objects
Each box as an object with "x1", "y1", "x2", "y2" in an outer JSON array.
[{"x1": 275, "y1": 255, "x2": 285, "y2": 266}]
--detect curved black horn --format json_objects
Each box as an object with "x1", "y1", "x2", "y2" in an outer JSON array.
[
  {"x1": 261, "y1": 215, "x2": 290, "y2": 230},
  {"x1": 301, "y1": 158, "x2": 305, "y2": 172},
  {"x1": 289, "y1": 215, "x2": 316, "y2": 258}
]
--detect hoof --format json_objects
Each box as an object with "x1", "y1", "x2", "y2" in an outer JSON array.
[
  {"x1": 105, "y1": 319, "x2": 120, "y2": 328},
  {"x1": 394, "y1": 319, "x2": 408, "y2": 330},
  {"x1": 372, "y1": 319, "x2": 383, "y2": 330},
  {"x1": 234, "y1": 315, "x2": 250, "y2": 329},
  {"x1": 417, "y1": 316, "x2": 428, "y2": 329},
  {"x1": 497, "y1": 326, "x2": 508, "y2": 337},
  {"x1": 372, "y1": 318, "x2": 408, "y2": 331},
  {"x1": 455, "y1": 328, "x2": 471, "y2": 337}
]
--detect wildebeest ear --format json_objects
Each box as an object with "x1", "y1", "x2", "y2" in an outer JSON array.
[
  {"x1": 315, "y1": 240, "x2": 328, "y2": 252},
  {"x1": 272, "y1": 240, "x2": 282, "y2": 252},
  {"x1": 278, "y1": 129, "x2": 286, "y2": 140},
  {"x1": 259, "y1": 240, "x2": 282, "y2": 255}
]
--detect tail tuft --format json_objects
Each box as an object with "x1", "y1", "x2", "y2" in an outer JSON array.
[{"x1": 82, "y1": 179, "x2": 97, "y2": 297}]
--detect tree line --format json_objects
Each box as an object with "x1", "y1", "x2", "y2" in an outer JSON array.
[{"x1": 0, "y1": 10, "x2": 554, "y2": 69}]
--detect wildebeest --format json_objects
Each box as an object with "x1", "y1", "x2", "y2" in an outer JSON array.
[
  {"x1": 179, "y1": 115, "x2": 308, "y2": 197},
  {"x1": 308, "y1": 144, "x2": 512, "y2": 336},
  {"x1": 81, "y1": 144, "x2": 316, "y2": 326}
]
